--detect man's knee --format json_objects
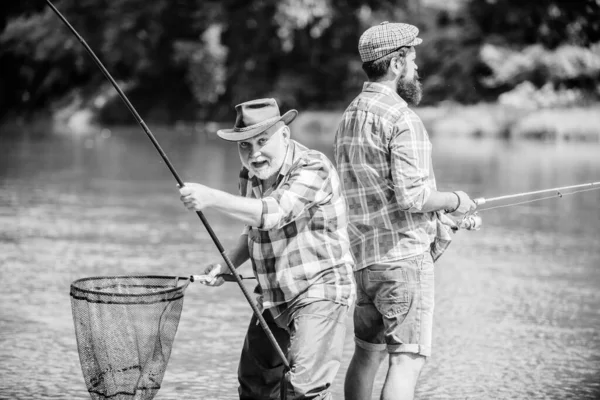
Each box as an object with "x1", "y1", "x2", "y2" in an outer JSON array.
[
  {"x1": 388, "y1": 352, "x2": 427, "y2": 375},
  {"x1": 353, "y1": 344, "x2": 387, "y2": 366}
]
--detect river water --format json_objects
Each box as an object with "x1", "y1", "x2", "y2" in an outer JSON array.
[{"x1": 0, "y1": 123, "x2": 599, "y2": 399}]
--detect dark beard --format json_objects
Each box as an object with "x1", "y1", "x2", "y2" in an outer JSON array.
[{"x1": 396, "y1": 74, "x2": 422, "y2": 106}]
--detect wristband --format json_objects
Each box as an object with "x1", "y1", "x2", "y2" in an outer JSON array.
[{"x1": 445, "y1": 192, "x2": 461, "y2": 213}]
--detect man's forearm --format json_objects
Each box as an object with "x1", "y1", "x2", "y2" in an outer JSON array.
[
  {"x1": 208, "y1": 188, "x2": 263, "y2": 227},
  {"x1": 421, "y1": 190, "x2": 459, "y2": 213},
  {"x1": 224, "y1": 234, "x2": 250, "y2": 268}
]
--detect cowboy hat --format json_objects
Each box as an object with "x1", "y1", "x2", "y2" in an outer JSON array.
[{"x1": 217, "y1": 98, "x2": 298, "y2": 141}]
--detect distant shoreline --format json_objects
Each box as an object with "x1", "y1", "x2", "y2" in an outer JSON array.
[
  {"x1": 2, "y1": 102, "x2": 599, "y2": 143},
  {"x1": 292, "y1": 103, "x2": 600, "y2": 143}
]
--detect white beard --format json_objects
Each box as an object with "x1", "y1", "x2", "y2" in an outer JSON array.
[{"x1": 240, "y1": 153, "x2": 285, "y2": 181}]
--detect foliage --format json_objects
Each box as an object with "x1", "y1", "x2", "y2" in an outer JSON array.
[
  {"x1": 0, "y1": 0, "x2": 599, "y2": 124},
  {"x1": 498, "y1": 82, "x2": 587, "y2": 110},
  {"x1": 481, "y1": 43, "x2": 600, "y2": 87},
  {"x1": 466, "y1": 0, "x2": 600, "y2": 49},
  {"x1": 479, "y1": 43, "x2": 600, "y2": 109}
]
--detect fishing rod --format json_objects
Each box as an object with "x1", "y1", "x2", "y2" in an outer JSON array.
[
  {"x1": 474, "y1": 181, "x2": 600, "y2": 206},
  {"x1": 458, "y1": 181, "x2": 600, "y2": 230},
  {"x1": 45, "y1": 0, "x2": 290, "y2": 372}
]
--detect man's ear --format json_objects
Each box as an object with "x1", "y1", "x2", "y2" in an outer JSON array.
[
  {"x1": 282, "y1": 126, "x2": 291, "y2": 141},
  {"x1": 390, "y1": 56, "x2": 405, "y2": 79}
]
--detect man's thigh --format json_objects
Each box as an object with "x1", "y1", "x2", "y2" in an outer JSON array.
[
  {"x1": 238, "y1": 311, "x2": 290, "y2": 400},
  {"x1": 287, "y1": 300, "x2": 348, "y2": 399},
  {"x1": 353, "y1": 252, "x2": 435, "y2": 356}
]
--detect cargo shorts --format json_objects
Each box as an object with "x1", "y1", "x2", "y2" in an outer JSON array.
[
  {"x1": 353, "y1": 252, "x2": 434, "y2": 356},
  {"x1": 238, "y1": 299, "x2": 348, "y2": 400}
]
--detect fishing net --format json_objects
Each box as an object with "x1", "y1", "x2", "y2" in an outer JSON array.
[{"x1": 70, "y1": 275, "x2": 191, "y2": 400}]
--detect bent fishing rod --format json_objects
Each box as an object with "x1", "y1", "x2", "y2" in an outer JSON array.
[
  {"x1": 45, "y1": 0, "x2": 290, "y2": 372},
  {"x1": 458, "y1": 181, "x2": 600, "y2": 230},
  {"x1": 473, "y1": 181, "x2": 600, "y2": 207}
]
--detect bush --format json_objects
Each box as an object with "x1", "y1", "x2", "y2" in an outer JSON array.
[
  {"x1": 480, "y1": 42, "x2": 600, "y2": 98},
  {"x1": 510, "y1": 107, "x2": 600, "y2": 141}
]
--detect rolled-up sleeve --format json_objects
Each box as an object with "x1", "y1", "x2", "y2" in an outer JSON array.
[
  {"x1": 260, "y1": 157, "x2": 331, "y2": 230},
  {"x1": 389, "y1": 118, "x2": 432, "y2": 212}
]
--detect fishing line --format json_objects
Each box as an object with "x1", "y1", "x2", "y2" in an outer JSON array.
[
  {"x1": 477, "y1": 187, "x2": 600, "y2": 212},
  {"x1": 45, "y1": 0, "x2": 290, "y2": 372},
  {"x1": 457, "y1": 182, "x2": 599, "y2": 231}
]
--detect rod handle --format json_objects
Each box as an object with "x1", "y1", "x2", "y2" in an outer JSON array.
[
  {"x1": 474, "y1": 197, "x2": 486, "y2": 206},
  {"x1": 191, "y1": 274, "x2": 255, "y2": 283}
]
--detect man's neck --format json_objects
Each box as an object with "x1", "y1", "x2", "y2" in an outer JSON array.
[{"x1": 370, "y1": 77, "x2": 396, "y2": 92}]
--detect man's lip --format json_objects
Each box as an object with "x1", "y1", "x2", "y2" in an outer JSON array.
[{"x1": 251, "y1": 160, "x2": 268, "y2": 168}]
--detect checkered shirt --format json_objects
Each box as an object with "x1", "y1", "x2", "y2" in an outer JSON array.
[
  {"x1": 359, "y1": 21, "x2": 422, "y2": 62},
  {"x1": 240, "y1": 140, "x2": 355, "y2": 317},
  {"x1": 334, "y1": 82, "x2": 453, "y2": 271}
]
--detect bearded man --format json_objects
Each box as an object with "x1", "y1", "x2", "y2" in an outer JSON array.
[
  {"x1": 334, "y1": 22, "x2": 476, "y2": 400},
  {"x1": 179, "y1": 98, "x2": 355, "y2": 399}
]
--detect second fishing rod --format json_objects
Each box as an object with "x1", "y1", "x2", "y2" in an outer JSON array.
[{"x1": 455, "y1": 181, "x2": 600, "y2": 231}]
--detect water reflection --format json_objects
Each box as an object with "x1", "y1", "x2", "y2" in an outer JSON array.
[{"x1": 0, "y1": 126, "x2": 599, "y2": 399}]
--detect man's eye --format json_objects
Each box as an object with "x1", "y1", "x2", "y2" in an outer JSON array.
[
  {"x1": 239, "y1": 142, "x2": 249, "y2": 148},
  {"x1": 258, "y1": 139, "x2": 267, "y2": 146}
]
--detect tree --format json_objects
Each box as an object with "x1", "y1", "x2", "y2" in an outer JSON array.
[{"x1": 467, "y1": 0, "x2": 600, "y2": 49}]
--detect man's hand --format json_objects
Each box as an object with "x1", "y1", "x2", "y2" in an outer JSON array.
[
  {"x1": 195, "y1": 263, "x2": 228, "y2": 286},
  {"x1": 179, "y1": 182, "x2": 214, "y2": 211},
  {"x1": 450, "y1": 191, "x2": 477, "y2": 217}
]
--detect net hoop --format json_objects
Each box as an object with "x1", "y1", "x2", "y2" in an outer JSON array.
[{"x1": 70, "y1": 275, "x2": 192, "y2": 304}]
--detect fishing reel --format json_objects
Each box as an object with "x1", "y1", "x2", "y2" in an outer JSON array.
[
  {"x1": 447, "y1": 211, "x2": 482, "y2": 232},
  {"x1": 450, "y1": 212, "x2": 482, "y2": 231},
  {"x1": 459, "y1": 212, "x2": 482, "y2": 230}
]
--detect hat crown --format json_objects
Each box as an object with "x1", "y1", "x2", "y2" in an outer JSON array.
[
  {"x1": 234, "y1": 98, "x2": 281, "y2": 129},
  {"x1": 216, "y1": 98, "x2": 298, "y2": 141},
  {"x1": 358, "y1": 21, "x2": 422, "y2": 62}
]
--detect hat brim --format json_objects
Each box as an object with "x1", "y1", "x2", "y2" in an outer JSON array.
[{"x1": 217, "y1": 109, "x2": 298, "y2": 142}]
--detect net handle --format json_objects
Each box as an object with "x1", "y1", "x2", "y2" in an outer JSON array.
[{"x1": 45, "y1": 0, "x2": 290, "y2": 372}]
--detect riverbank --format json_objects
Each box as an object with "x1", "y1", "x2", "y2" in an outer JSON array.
[
  {"x1": 1, "y1": 103, "x2": 599, "y2": 143},
  {"x1": 291, "y1": 103, "x2": 600, "y2": 143}
]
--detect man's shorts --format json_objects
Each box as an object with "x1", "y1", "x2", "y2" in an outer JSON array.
[
  {"x1": 238, "y1": 299, "x2": 348, "y2": 400},
  {"x1": 353, "y1": 251, "x2": 434, "y2": 356}
]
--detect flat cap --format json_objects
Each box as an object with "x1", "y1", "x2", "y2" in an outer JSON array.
[{"x1": 358, "y1": 21, "x2": 422, "y2": 63}]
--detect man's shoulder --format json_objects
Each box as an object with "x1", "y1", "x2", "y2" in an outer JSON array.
[
  {"x1": 394, "y1": 107, "x2": 425, "y2": 131},
  {"x1": 293, "y1": 140, "x2": 331, "y2": 163},
  {"x1": 345, "y1": 89, "x2": 415, "y2": 124},
  {"x1": 291, "y1": 140, "x2": 335, "y2": 173}
]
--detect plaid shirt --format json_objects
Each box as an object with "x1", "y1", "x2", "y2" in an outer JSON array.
[
  {"x1": 334, "y1": 82, "x2": 452, "y2": 271},
  {"x1": 240, "y1": 140, "x2": 355, "y2": 317}
]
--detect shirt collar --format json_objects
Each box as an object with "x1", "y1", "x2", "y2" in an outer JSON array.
[{"x1": 362, "y1": 81, "x2": 408, "y2": 107}]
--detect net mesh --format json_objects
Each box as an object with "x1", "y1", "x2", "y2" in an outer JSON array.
[{"x1": 70, "y1": 275, "x2": 191, "y2": 400}]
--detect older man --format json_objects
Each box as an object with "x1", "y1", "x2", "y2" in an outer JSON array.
[
  {"x1": 334, "y1": 22, "x2": 477, "y2": 400},
  {"x1": 179, "y1": 98, "x2": 355, "y2": 400}
]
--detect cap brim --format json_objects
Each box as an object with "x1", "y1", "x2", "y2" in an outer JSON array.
[
  {"x1": 407, "y1": 37, "x2": 422, "y2": 46},
  {"x1": 217, "y1": 109, "x2": 298, "y2": 142}
]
